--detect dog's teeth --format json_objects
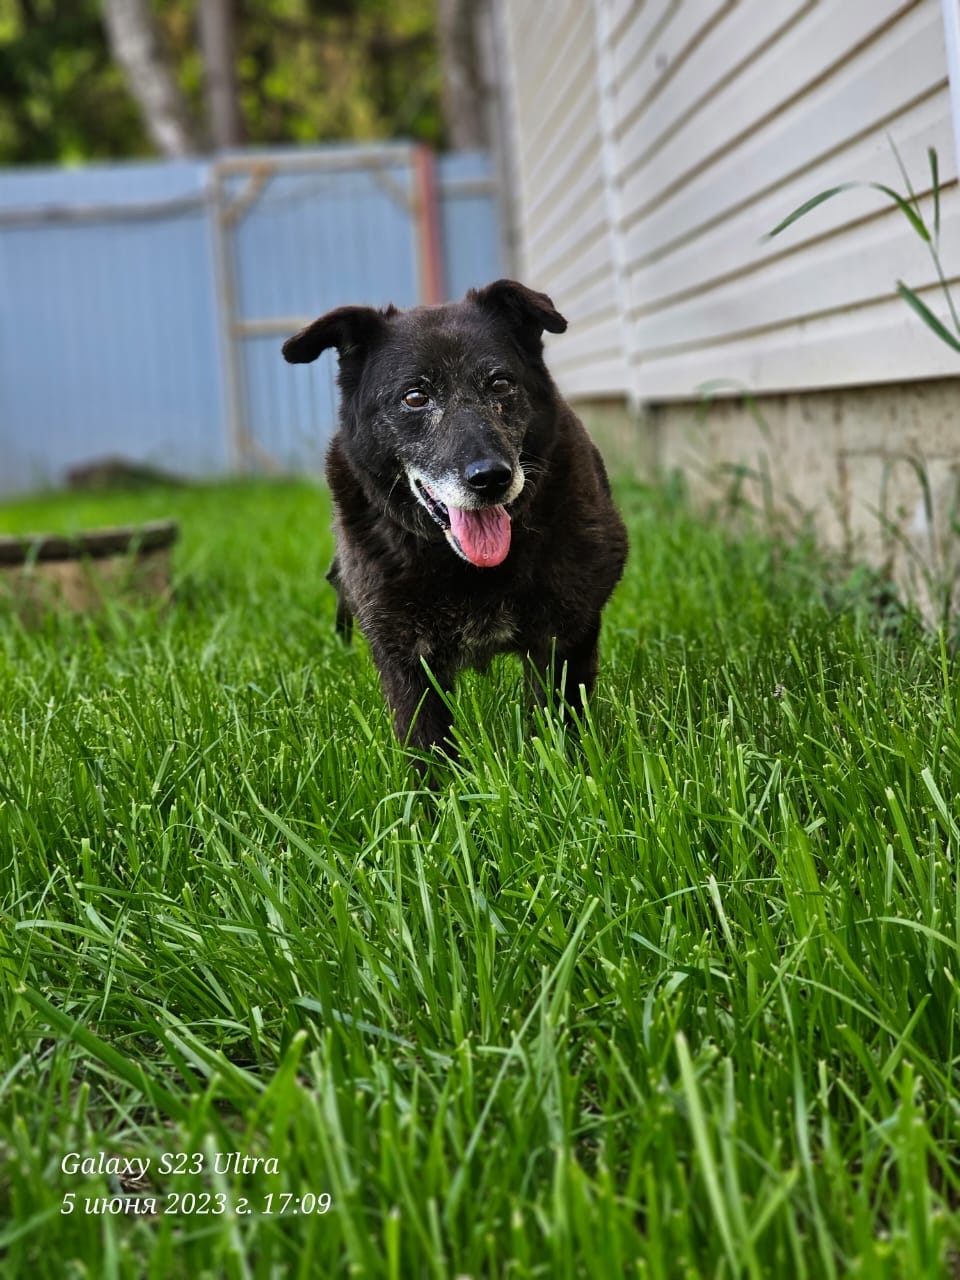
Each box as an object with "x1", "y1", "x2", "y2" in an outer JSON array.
[{"x1": 415, "y1": 480, "x2": 451, "y2": 530}]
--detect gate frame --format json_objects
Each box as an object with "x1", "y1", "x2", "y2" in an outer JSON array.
[{"x1": 209, "y1": 144, "x2": 447, "y2": 471}]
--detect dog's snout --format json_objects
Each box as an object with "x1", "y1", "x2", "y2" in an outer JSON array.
[{"x1": 465, "y1": 458, "x2": 513, "y2": 496}]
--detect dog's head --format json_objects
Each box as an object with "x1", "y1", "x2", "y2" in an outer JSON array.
[{"x1": 282, "y1": 280, "x2": 567, "y2": 568}]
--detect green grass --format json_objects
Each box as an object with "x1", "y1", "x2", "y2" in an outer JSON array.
[{"x1": 0, "y1": 475, "x2": 958, "y2": 1278}]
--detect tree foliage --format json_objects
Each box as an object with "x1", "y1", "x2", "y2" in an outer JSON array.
[
  {"x1": 0, "y1": 1, "x2": 147, "y2": 163},
  {"x1": 0, "y1": 0, "x2": 444, "y2": 166}
]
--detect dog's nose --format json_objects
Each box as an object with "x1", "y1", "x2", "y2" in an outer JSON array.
[{"x1": 465, "y1": 458, "x2": 513, "y2": 496}]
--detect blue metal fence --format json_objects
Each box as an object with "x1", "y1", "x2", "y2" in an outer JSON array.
[{"x1": 0, "y1": 144, "x2": 503, "y2": 495}]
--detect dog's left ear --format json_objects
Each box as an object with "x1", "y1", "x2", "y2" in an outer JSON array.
[
  {"x1": 282, "y1": 305, "x2": 393, "y2": 364},
  {"x1": 471, "y1": 279, "x2": 567, "y2": 340}
]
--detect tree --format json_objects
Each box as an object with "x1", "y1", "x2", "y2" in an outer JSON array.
[
  {"x1": 0, "y1": 0, "x2": 149, "y2": 164},
  {"x1": 0, "y1": 0, "x2": 445, "y2": 166},
  {"x1": 100, "y1": 0, "x2": 198, "y2": 156},
  {"x1": 198, "y1": 0, "x2": 245, "y2": 149},
  {"x1": 436, "y1": 0, "x2": 489, "y2": 149}
]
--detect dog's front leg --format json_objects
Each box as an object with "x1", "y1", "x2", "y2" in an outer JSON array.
[
  {"x1": 526, "y1": 620, "x2": 601, "y2": 716},
  {"x1": 374, "y1": 653, "x2": 456, "y2": 759},
  {"x1": 325, "y1": 556, "x2": 354, "y2": 643}
]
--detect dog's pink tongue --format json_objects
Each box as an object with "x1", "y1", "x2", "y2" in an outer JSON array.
[{"x1": 448, "y1": 504, "x2": 511, "y2": 567}]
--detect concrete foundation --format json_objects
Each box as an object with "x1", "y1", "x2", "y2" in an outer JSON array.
[{"x1": 579, "y1": 382, "x2": 960, "y2": 625}]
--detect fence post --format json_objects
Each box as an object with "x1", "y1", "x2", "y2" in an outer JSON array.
[
  {"x1": 209, "y1": 161, "x2": 247, "y2": 471},
  {"x1": 412, "y1": 145, "x2": 446, "y2": 305}
]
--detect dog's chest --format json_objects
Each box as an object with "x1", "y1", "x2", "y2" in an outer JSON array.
[
  {"x1": 460, "y1": 606, "x2": 516, "y2": 658},
  {"x1": 421, "y1": 601, "x2": 517, "y2": 668}
]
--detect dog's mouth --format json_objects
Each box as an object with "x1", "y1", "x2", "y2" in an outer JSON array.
[{"x1": 415, "y1": 481, "x2": 511, "y2": 568}]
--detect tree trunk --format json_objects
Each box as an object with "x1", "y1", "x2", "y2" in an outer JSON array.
[
  {"x1": 198, "y1": 0, "x2": 245, "y2": 150},
  {"x1": 101, "y1": 0, "x2": 198, "y2": 157},
  {"x1": 436, "y1": 0, "x2": 489, "y2": 150}
]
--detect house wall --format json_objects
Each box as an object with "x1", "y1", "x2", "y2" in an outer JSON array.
[
  {"x1": 501, "y1": 0, "x2": 960, "y2": 397},
  {"x1": 652, "y1": 381, "x2": 960, "y2": 626},
  {"x1": 499, "y1": 0, "x2": 960, "y2": 608},
  {"x1": 500, "y1": 0, "x2": 630, "y2": 397}
]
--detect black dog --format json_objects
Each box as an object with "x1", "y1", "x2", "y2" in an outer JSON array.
[{"x1": 283, "y1": 279, "x2": 627, "y2": 758}]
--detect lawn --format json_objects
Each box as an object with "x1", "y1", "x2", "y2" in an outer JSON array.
[{"x1": 0, "y1": 476, "x2": 957, "y2": 1278}]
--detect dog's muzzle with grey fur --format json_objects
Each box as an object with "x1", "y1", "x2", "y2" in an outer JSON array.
[{"x1": 407, "y1": 464, "x2": 524, "y2": 568}]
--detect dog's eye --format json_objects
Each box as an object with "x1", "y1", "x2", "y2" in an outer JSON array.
[
  {"x1": 403, "y1": 389, "x2": 430, "y2": 409},
  {"x1": 491, "y1": 376, "x2": 512, "y2": 393}
]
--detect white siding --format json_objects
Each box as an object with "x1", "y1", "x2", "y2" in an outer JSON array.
[
  {"x1": 500, "y1": 0, "x2": 959, "y2": 401},
  {"x1": 501, "y1": 0, "x2": 630, "y2": 395}
]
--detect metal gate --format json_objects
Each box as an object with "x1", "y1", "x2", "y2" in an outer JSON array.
[
  {"x1": 210, "y1": 144, "x2": 445, "y2": 473},
  {"x1": 0, "y1": 146, "x2": 501, "y2": 495}
]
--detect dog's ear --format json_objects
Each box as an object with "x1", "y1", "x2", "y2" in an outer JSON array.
[
  {"x1": 282, "y1": 305, "x2": 393, "y2": 364},
  {"x1": 471, "y1": 279, "x2": 567, "y2": 341}
]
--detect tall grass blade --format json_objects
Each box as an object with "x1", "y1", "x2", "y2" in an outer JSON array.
[{"x1": 895, "y1": 282, "x2": 960, "y2": 352}]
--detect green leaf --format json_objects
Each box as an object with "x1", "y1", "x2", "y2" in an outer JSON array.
[
  {"x1": 929, "y1": 146, "x2": 941, "y2": 242},
  {"x1": 888, "y1": 132, "x2": 921, "y2": 212},
  {"x1": 768, "y1": 180, "x2": 930, "y2": 243},
  {"x1": 766, "y1": 184, "x2": 859, "y2": 238},
  {"x1": 896, "y1": 282, "x2": 960, "y2": 352},
  {"x1": 868, "y1": 183, "x2": 930, "y2": 242}
]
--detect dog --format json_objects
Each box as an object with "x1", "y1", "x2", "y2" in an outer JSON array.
[{"x1": 283, "y1": 279, "x2": 627, "y2": 759}]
